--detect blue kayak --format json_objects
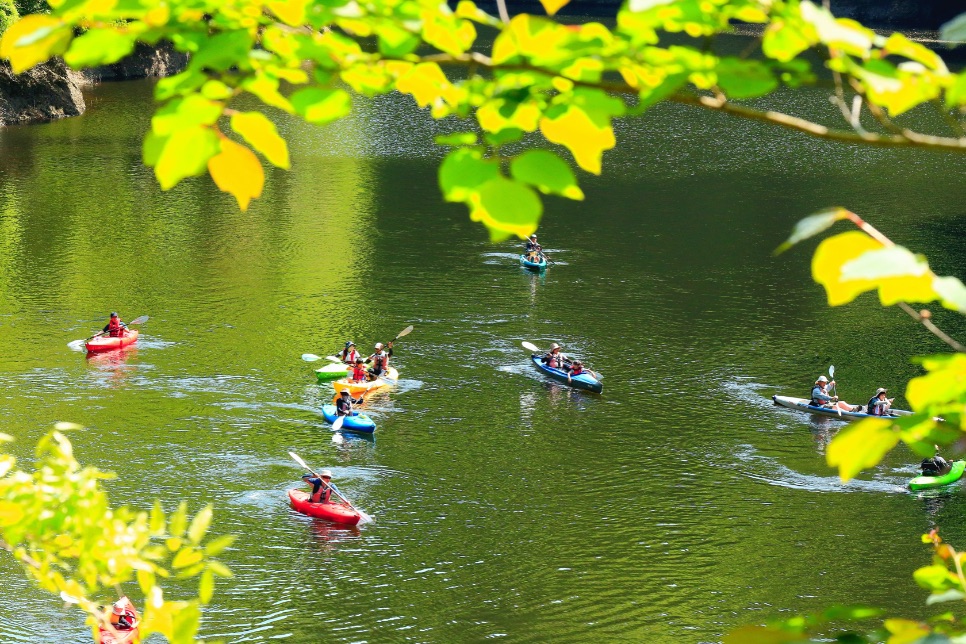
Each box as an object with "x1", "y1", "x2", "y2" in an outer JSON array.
[
  {"x1": 530, "y1": 355, "x2": 602, "y2": 393},
  {"x1": 321, "y1": 405, "x2": 376, "y2": 433},
  {"x1": 520, "y1": 254, "x2": 547, "y2": 271}
]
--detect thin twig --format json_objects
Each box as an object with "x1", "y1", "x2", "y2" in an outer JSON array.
[
  {"x1": 932, "y1": 99, "x2": 966, "y2": 138},
  {"x1": 495, "y1": 0, "x2": 509, "y2": 24}
]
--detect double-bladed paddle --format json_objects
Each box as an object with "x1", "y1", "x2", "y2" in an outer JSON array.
[
  {"x1": 303, "y1": 326, "x2": 413, "y2": 364},
  {"x1": 86, "y1": 314, "x2": 149, "y2": 342},
  {"x1": 288, "y1": 451, "x2": 371, "y2": 523},
  {"x1": 828, "y1": 365, "x2": 843, "y2": 416}
]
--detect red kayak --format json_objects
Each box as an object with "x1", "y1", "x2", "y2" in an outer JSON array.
[
  {"x1": 86, "y1": 330, "x2": 138, "y2": 353},
  {"x1": 96, "y1": 596, "x2": 140, "y2": 644},
  {"x1": 288, "y1": 489, "x2": 361, "y2": 525}
]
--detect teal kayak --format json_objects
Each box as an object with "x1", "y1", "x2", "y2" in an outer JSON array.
[
  {"x1": 909, "y1": 461, "x2": 966, "y2": 490},
  {"x1": 520, "y1": 254, "x2": 547, "y2": 271}
]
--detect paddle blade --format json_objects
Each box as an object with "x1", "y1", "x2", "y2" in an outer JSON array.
[
  {"x1": 301, "y1": 354, "x2": 322, "y2": 362},
  {"x1": 829, "y1": 365, "x2": 835, "y2": 378},
  {"x1": 128, "y1": 315, "x2": 149, "y2": 325},
  {"x1": 395, "y1": 325, "x2": 414, "y2": 340},
  {"x1": 521, "y1": 341, "x2": 540, "y2": 353},
  {"x1": 357, "y1": 510, "x2": 373, "y2": 524},
  {"x1": 325, "y1": 355, "x2": 343, "y2": 363},
  {"x1": 288, "y1": 451, "x2": 312, "y2": 472},
  {"x1": 332, "y1": 415, "x2": 345, "y2": 431}
]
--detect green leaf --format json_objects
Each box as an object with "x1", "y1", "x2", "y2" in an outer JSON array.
[
  {"x1": 172, "y1": 546, "x2": 203, "y2": 569},
  {"x1": 715, "y1": 58, "x2": 778, "y2": 99},
  {"x1": 484, "y1": 129, "x2": 523, "y2": 146},
  {"x1": 826, "y1": 418, "x2": 900, "y2": 481},
  {"x1": 152, "y1": 127, "x2": 220, "y2": 191},
  {"x1": 926, "y1": 589, "x2": 966, "y2": 605},
  {"x1": 438, "y1": 148, "x2": 500, "y2": 202},
  {"x1": 469, "y1": 177, "x2": 543, "y2": 241},
  {"x1": 151, "y1": 95, "x2": 222, "y2": 137},
  {"x1": 932, "y1": 276, "x2": 966, "y2": 314},
  {"x1": 186, "y1": 504, "x2": 213, "y2": 545},
  {"x1": 199, "y1": 570, "x2": 215, "y2": 604},
  {"x1": 774, "y1": 208, "x2": 848, "y2": 255},
  {"x1": 63, "y1": 29, "x2": 135, "y2": 68},
  {"x1": 149, "y1": 501, "x2": 165, "y2": 534},
  {"x1": 376, "y1": 22, "x2": 420, "y2": 57},
  {"x1": 230, "y1": 112, "x2": 290, "y2": 169},
  {"x1": 913, "y1": 565, "x2": 954, "y2": 591},
  {"x1": 435, "y1": 132, "x2": 478, "y2": 146},
  {"x1": 510, "y1": 150, "x2": 583, "y2": 200},
  {"x1": 169, "y1": 501, "x2": 189, "y2": 538},
  {"x1": 170, "y1": 601, "x2": 202, "y2": 644},
  {"x1": 207, "y1": 560, "x2": 233, "y2": 578},
  {"x1": 538, "y1": 0, "x2": 569, "y2": 16},
  {"x1": 0, "y1": 15, "x2": 72, "y2": 73},
  {"x1": 203, "y1": 534, "x2": 236, "y2": 556},
  {"x1": 940, "y1": 11, "x2": 966, "y2": 44},
  {"x1": 188, "y1": 30, "x2": 253, "y2": 73},
  {"x1": 290, "y1": 88, "x2": 352, "y2": 125}
]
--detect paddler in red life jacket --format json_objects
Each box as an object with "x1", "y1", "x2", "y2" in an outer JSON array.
[
  {"x1": 340, "y1": 341, "x2": 360, "y2": 364},
  {"x1": 541, "y1": 343, "x2": 565, "y2": 369},
  {"x1": 302, "y1": 469, "x2": 335, "y2": 503},
  {"x1": 102, "y1": 312, "x2": 124, "y2": 337},
  {"x1": 108, "y1": 599, "x2": 136, "y2": 630},
  {"x1": 367, "y1": 342, "x2": 391, "y2": 378},
  {"x1": 566, "y1": 360, "x2": 585, "y2": 383},
  {"x1": 350, "y1": 358, "x2": 369, "y2": 383}
]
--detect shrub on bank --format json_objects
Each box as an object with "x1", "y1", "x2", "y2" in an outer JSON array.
[{"x1": 0, "y1": 0, "x2": 17, "y2": 36}]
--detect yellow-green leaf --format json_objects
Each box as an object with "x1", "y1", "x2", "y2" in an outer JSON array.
[
  {"x1": 0, "y1": 15, "x2": 72, "y2": 73},
  {"x1": 186, "y1": 504, "x2": 213, "y2": 545},
  {"x1": 468, "y1": 177, "x2": 543, "y2": 241},
  {"x1": 396, "y1": 63, "x2": 450, "y2": 108},
  {"x1": 153, "y1": 127, "x2": 220, "y2": 191},
  {"x1": 811, "y1": 231, "x2": 883, "y2": 306},
  {"x1": 538, "y1": 0, "x2": 570, "y2": 16},
  {"x1": 291, "y1": 87, "x2": 351, "y2": 124},
  {"x1": 207, "y1": 138, "x2": 264, "y2": 211},
  {"x1": 199, "y1": 570, "x2": 215, "y2": 604},
  {"x1": 510, "y1": 150, "x2": 583, "y2": 200},
  {"x1": 150, "y1": 500, "x2": 165, "y2": 534},
  {"x1": 230, "y1": 112, "x2": 290, "y2": 170},
  {"x1": 0, "y1": 501, "x2": 25, "y2": 527},
  {"x1": 883, "y1": 618, "x2": 930, "y2": 644},
  {"x1": 539, "y1": 106, "x2": 615, "y2": 174},
  {"x1": 826, "y1": 418, "x2": 900, "y2": 481},
  {"x1": 266, "y1": 0, "x2": 309, "y2": 26},
  {"x1": 439, "y1": 148, "x2": 500, "y2": 202},
  {"x1": 172, "y1": 546, "x2": 203, "y2": 569},
  {"x1": 204, "y1": 534, "x2": 237, "y2": 556},
  {"x1": 169, "y1": 501, "x2": 189, "y2": 538},
  {"x1": 64, "y1": 29, "x2": 136, "y2": 68}
]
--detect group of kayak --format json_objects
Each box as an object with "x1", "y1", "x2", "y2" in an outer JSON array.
[{"x1": 774, "y1": 370, "x2": 959, "y2": 490}]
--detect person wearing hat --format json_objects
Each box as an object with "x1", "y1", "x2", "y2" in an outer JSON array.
[
  {"x1": 367, "y1": 342, "x2": 390, "y2": 377},
  {"x1": 810, "y1": 375, "x2": 860, "y2": 412},
  {"x1": 302, "y1": 469, "x2": 336, "y2": 504},
  {"x1": 921, "y1": 446, "x2": 953, "y2": 477},
  {"x1": 524, "y1": 234, "x2": 542, "y2": 262},
  {"x1": 340, "y1": 341, "x2": 360, "y2": 364},
  {"x1": 541, "y1": 343, "x2": 565, "y2": 369},
  {"x1": 335, "y1": 389, "x2": 364, "y2": 415},
  {"x1": 867, "y1": 388, "x2": 895, "y2": 416},
  {"x1": 108, "y1": 599, "x2": 136, "y2": 630},
  {"x1": 102, "y1": 312, "x2": 125, "y2": 338}
]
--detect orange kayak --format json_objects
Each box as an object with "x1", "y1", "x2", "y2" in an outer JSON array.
[
  {"x1": 96, "y1": 597, "x2": 140, "y2": 644},
  {"x1": 288, "y1": 489, "x2": 362, "y2": 525},
  {"x1": 86, "y1": 330, "x2": 138, "y2": 353},
  {"x1": 332, "y1": 367, "x2": 398, "y2": 396}
]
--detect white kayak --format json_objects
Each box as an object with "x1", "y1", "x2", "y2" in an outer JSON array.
[{"x1": 772, "y1": 395, "x2": 914, "y2": 421}]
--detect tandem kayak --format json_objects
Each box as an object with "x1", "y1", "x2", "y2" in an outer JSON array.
[
  {"x1": 288, "y1": 488, "x2": 362, "y2": 525},
  {"x1": 96, "y1": 596, "x2": 140, "y2": 644},
  {"x1": 910, "y1": 461, "x2": 966, "y2": 490},
  {"x1": 530, "y1": 355, "x2": 602, "y2": 393},
  {"x1": 333, "y1": 367, "x2": 399, "y2": 396},
  {"x1": 86, "y1": 330, "x2": 139, "y2": 353},
  {"x1": 772, "y1": 395, "x2": 914, "y2": 421},
  {"x1": 520, "y1": 254, "x2": 547, "y2": 271},
  {"x1": 315, "y1": 362, "x2": 351, "y2": 382},
  {"x1": 321, "y1": 405, "x2": 376, "y2": 433}
]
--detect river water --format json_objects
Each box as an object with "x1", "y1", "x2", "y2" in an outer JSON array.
[{"x1": 0, "y1": 69, "x2": 965, "y2": 643}]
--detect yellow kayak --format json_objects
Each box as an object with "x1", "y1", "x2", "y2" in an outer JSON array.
[{"x1": 333, "y1": 367, "x2": 399, "y2": 396}]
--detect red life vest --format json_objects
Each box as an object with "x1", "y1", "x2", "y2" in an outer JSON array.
[
  {"x1": 372, "y1": 352, "x2": 388, "y2": 370},
  {"x1": 108, "y1": 318, "x2": 123, "y2": 337},
  {"x1": 352, "y1": 365, "x2": 367, "y2": 381}
]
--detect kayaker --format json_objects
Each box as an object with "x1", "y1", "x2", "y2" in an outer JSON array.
[
  {"x1": 867, "y1": 388, "x2": 895, "y2": 416},
  {"x1": 921, "y1": 451, "x2": 952, "y2": 477},
  {"x1": 302, "y1": 470, "x2": 336, "y2": 504},
  {"x1": 541, "y1": 343, "x2": 565, "y2": 369},
  {"x1": 810, "y1": 375, "x2": 860, "y2": 412},
  {"x1": 566, "y1": 360, "x2": 585, "y2": 383},
  {"x1": 368, "y1": 343, "x2": 390, "y2": 377},
  {"x1": 340, "y1": 341, "x2": 360, "y2": 364},
  {"x1": 525, "y1": 234, "x2": 542, "y2": 262},
  {"x1": 351, "y1": 358, "x2": 369, "y2": 383},
  {"x1": 108, "y1": 599, "x2": 136, "y2": 630},
  {"x1": 335, "y1": 389, "x2": 363, "y2": 415},
  {"x1": 102, "y1": 312, "x2": 124, "y2": 338}
]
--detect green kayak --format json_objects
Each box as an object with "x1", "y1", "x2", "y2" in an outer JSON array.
[
  {"x1": 315, "y1": 363, "x2": 350, "y2": 382},
  {"x1": 909, "y1": 460, "x2": 966, "y2": 491}
]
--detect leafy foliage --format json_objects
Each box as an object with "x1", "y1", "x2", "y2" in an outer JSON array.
[
  {"x1": 0, "y1": 426, "x2": 234, "y2": 643},
  {"x1": 1, "y1": 0, "x2": 963, "y2": 238},
  {"x1": 0, "y1": 0, "x2": 17, "y2": 36}
]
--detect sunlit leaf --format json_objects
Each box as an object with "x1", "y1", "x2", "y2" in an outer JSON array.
[
  {"x1": 510, "y1": 150, "x2": 583, "y2": 200},
  {"x1": 883, "y1": 618, "x2": 930, "y2": 643},
  {"x1": 169, "y1": 502, "x2": 189, "y2": 538},
  {"x1": 715, "y1": 58, "x2": 777, "y2": 99},
  {"x1": 152, "y1": 127, "x2": 220, "y2": 191},
  {"x1": 775, "y1": 208, "x2": 848, "y2": 255},
  {"x1": 207, "y1": 138, "x2": 265, "y2": 211},
  {"x1": 906, "y1": 355, "x2": 966, "y2": 411},
  {"x1": 438, "y1": 148, "x2": 500, "y2": 202},
  {"x1": 199, "y1": 570, "x2": 215, "y2": 604},
  {"x1": 826, "y1": 418, "x2": 900, "y2": 481},
  {"x1": 396, "y1": 63, "x2": 450, "y2": 108},
  {"x1": 538, "y1": 0, "x2": 569, "y2": 16},
  {"x1": 435, "y1": 132, "x2": 478, "y2": 146},
  {"x1": 469, "y1": 177, "x2": 542, "y2": 241},
  {"x1": 230, "y1": 112, "x2": 290, "y2": 170},
  {"x1": 811, "y1": 231, "x2": 883, "y2": 306},
  {"x1": 0, "y1": 501, "x2": 25, "y2": 526},
  {"x1": 187, "y1": 505, "x2": 213, "y2": 545},
  {"x1": 932, "y1": 276, "x2": 966, "y2": 314},
  {"x1": 204, "y1": 534, "x2": 237, "y2": 556},
  {"x1": 290, "y1": 88, "x2": 351, "y2": 125},
  {"x1": 172, "y1": 547, "x2": 203, "y2": 569},
  {"x1": 0, "y1": 15, "x2": 72, "y2": 73},
  {"x1": 722, "y1": 626, "x2": 803, "y2": 644},
  {"x1": 64, "y1": 29, "x2": 136, "y2": 68},
  {"x1": 540, "y1": 106, "x2": 615, "y2": 174}
]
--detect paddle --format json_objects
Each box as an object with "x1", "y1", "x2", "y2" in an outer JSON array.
[
  {"x1": 86, "y1": 314, "x2": 149, "y2": 342},
  {"x1": 332, "y1": 414, "x2": 345, "y2": 432},
  {"x1": 521, "y1": 341, "x2": 602, "y2": 380},
  {"x1": 828, "y1": 365, "x2": 843, "y2": 417},
  {"x1": 288, "y1": 451, "x2": 370, "y2": 522},
  {"x1": 301, "y1": 354, "x2": 347, "y2": 363}
]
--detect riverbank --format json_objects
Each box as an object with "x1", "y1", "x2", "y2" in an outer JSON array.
[{"x1": 0, "y1": 42, "x2": 186, "y2": 127}]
